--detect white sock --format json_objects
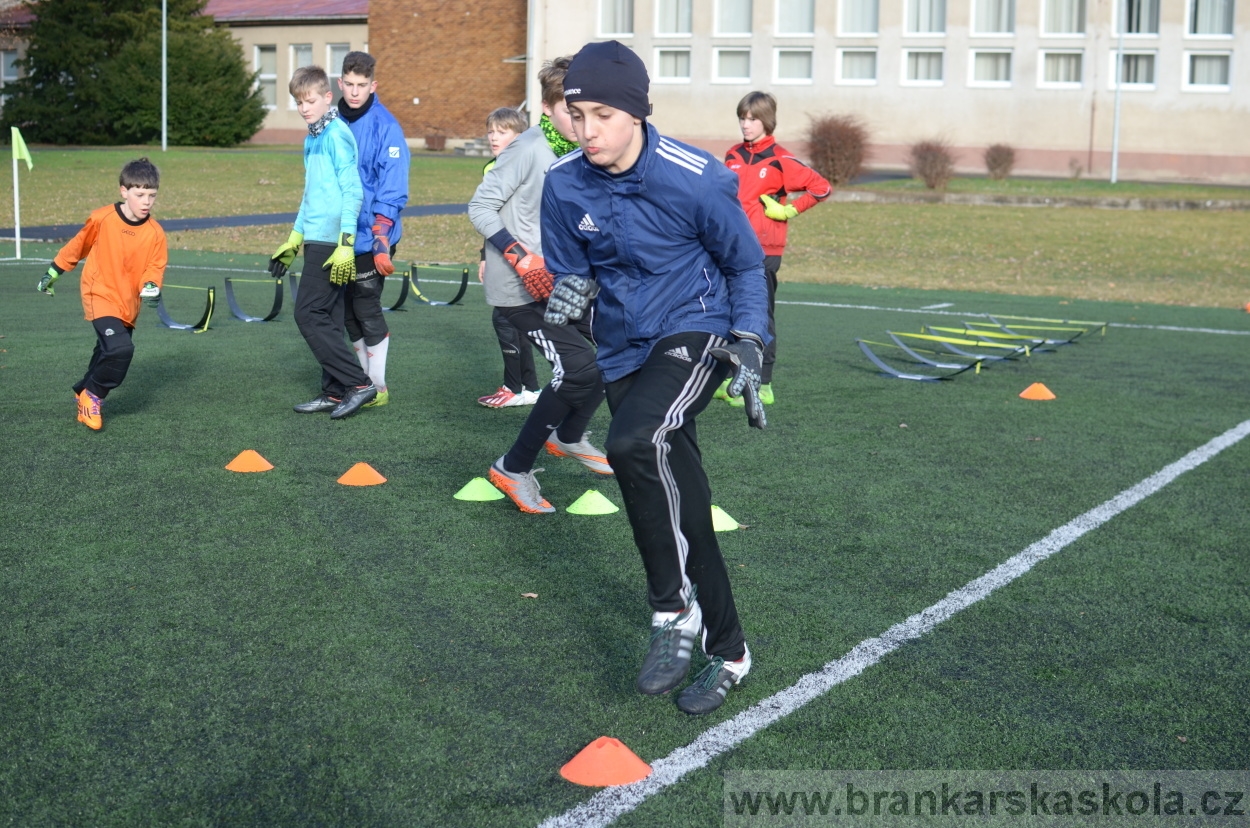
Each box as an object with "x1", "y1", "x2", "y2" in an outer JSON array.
[
  {"x1": 367, "y1": 335, "x2": 390, "y2": 390},
  {"x1": 352, "y1": 338, "x2": 368, "y2": 373}
]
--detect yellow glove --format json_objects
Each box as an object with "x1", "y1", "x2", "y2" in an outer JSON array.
[
  {"x1": 269, "y1": 230, "x2": 303, "y2": 278},
  {"x1": 760, "y1": 194, "x2": 798, "y2": 221},
  {"x1": 324, "y1": 233, "x2": 357, "y2": 286}
]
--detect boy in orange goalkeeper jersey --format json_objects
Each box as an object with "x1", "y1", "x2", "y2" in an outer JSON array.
[{"x1": 37, "y1": 157, "x2": 168, "y2": 431}]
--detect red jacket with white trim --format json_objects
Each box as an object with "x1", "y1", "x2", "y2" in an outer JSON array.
[{"x1": 725, "y1": 134, "x2": 832, "y2": 256}]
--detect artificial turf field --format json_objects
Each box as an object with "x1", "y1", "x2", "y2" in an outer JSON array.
[{"x1": 1, "y1": 248, "x2": 1248, "y2": 826}]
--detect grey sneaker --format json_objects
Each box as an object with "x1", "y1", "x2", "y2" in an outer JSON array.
[
  {"x1": 489, "y1": 456, "x2": 555, "y2": 514},
  {"x1": 544, "y1": 433, "x2": 613, "y2": 475},
  {"x1": 676, "y1": 645, "x2": 752, "y2": 716},
  {"x1": 636, "y1": 590, "x2": 702, "y2": 695}
]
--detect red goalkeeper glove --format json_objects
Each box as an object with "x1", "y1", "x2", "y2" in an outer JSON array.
[
  {"x1": 371, "y1": 215, "x2": 395, "y2": 277},
  {"x1": 502, "y1": 240, "x2": 553, "y2": 301}
]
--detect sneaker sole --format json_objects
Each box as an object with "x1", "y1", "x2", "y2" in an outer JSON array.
[
  {"x1": 488, "y1": 467, "x2": 555, "y2": 514},
  {"x1": 544, "y1": 443, "x2": 614, "y2": 475}
]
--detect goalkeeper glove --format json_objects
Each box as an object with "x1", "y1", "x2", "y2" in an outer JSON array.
[
  {"x1": 324, "y1": 233, "x2": 357, "y2": 286},
  {"x1": 710, "y1": 331, "x2": 767, "y2": 430},
  {"x1": 269, "y1": 230, "x2": 303, "y2": 279},
  {"x1": 140, "y1": 281, "x2": 161, "y2": 308},
  {"x1": 544, "y1": 275, "x2": 599, "y2": 326},
  {"x1": 37, "y1": 265, "x2": 61, "y2": 296},
  {"x1": 760, "y1": 194, "x2": 798, "y2": 221},
  {"x1": 371, "y1": 215, "x2": 395, "y2": 277},
  {"x1": 501, "y1": 240, "x2": 553, "y2": 301}
]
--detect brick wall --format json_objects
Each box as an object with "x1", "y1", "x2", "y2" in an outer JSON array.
[{"x1": 370, "y1": 0, "x2": 527, "y2": 142}]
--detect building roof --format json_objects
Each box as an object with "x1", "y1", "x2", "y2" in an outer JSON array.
[
  {"x1": 0, "y1": 0, "x2": 33, "y2": 29},
  {"x1": 203, "y1": 0, "x2": 367, "y2": 24}
]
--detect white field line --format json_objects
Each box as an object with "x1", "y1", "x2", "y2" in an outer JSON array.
[
  {"x1": 778, "y1": 300, "x2": 1250, "y2": 336},
  {"x1": 540, "y1": 418, "x2": 1250, "y2": 828}
]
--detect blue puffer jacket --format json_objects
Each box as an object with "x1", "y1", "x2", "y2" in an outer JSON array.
[
  {"x1": 541, "y1": 123, "x2": 769, "y2": 383},
  {"x1": 340, "y1": 95, "x2": 410, "y2": 253}
]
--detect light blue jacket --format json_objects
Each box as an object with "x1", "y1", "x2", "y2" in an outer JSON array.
[
  {"x1": 340, "y1": 95, "x2": 410, "y2": 253},
  {"x1": 295, "y1": 116, "x2": 363, "y2": 245}
]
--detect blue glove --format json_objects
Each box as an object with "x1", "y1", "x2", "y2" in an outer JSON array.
[
  {"x1": 710, "y1": 332, "x2": 767, "y2": 429},
  {"x1": 544, "y1": 275, "x2": 599, "y2": 326}
]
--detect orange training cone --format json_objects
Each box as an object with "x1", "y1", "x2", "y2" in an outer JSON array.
[
  {"x1": 226, "y1": 450, "x2": 273, "y2": 472},
  {"x1": 1019, "y1": 382, "x2": 1056, "y2": 401},
  {"x1": 559, "y1": 736, "x2": 652, "y2": 787},
  {"x1": 338, "y1": 462, "x2": 387, "y2": 486}
]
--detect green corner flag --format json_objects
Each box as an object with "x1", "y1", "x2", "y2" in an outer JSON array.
[{"x1": 11, "y1": 126, "x2": 32, "y2": 171}]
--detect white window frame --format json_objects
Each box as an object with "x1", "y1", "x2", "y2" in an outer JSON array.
[
  {"x1": 777, "y1": 0, "x2": 816, "y2": 35},
  {"x1": 655, "y1": 0, "x2": 694, "y2": 36},
  {"x1": 255, "y1": 44, "x2": 277, "y2": 110},
  {"x1": 1114, "y1": 0, "x2": 1160, "y2": 37},
  {"x1": 969, "y1": 48, "x2": 1013, "y2": 86},
  {"x1": 1183, "y1": 50, "x2": 1232, "y2": 90},
  {"x1": 902, "y1": 49, "x2": 945, "y2": 85},
  {"x1": 600, "y1": 0, "x2": 636, "y2": 36},
  {"x1": 713, "y1": 47, "x2": 752, "y2": 82},
  {"x1": 287, "y1": 44, "x2": 313, "y2": 110},
  {"x1": 1108, "y1": 50, "x2": 1158, "y2": 88},
  {"x1": 1040, "y1": 0, "x2": 1086, "y2": 36},
  {"x1": 839, "y1": 0, "x2": 880, "y2": 35},
  {"x1": 1038, "y1": 49, "x2": 1085, "y2": 87},
  {"x1": 654, "y1": 47, "x2": 693, "y2": 83},
  {"x1": 773, "y1": 47, "x2": 815, "y2": 83},
  {"x1": 1185, "y1": 0, "x2": 1235, "y2": 37},
  {"x1": 905, "y1": 0, "x2": 947, "y2": 36},
  {"x1": 326, "y1": 43, "x2": 350, "y2": 85},
  {"x1": 836, "y1": 48, "x2": 879, "y2": 84},
  {"x1": 715, "y1": 0, "x2": 753, "y2": 35}
]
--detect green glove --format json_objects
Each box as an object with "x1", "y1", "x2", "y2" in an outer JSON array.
[
  {"x1": 37, "y1": 265, "x2": 60, "y2": 296},
  {"x1": 139, "y1": 281, "x2": 161, "y2": 308},
  {"x1": 268, "y1": 230, "x2": 304, "y2": 279},
  {"x1": 324, "y1": 233, "x2": 356, "y2": 286},
  {"x1": 760, "y1": 194, "x2": 798, "y2": 221}
]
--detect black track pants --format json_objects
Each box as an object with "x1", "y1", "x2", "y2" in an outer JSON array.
[
  {"x1": 604, "y1": 331, "x2": 746, "y2": 661},
  {"x1": 295, "y1": 243, "x2": 371, "y2": 398},
  {"x1": 73, "y1": 316, "x2": 134, "y2": 399}
]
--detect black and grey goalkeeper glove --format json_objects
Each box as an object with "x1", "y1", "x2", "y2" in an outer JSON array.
[
  {"x1": 544, "y1": 275, "x2": 599, "y2": 326},
  {"x1": 710, "y1": 331, "x2": 767, "y2": 429}
]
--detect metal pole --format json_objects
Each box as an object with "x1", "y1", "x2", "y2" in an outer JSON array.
[
  {"x1": 1110, "y1": 0, "x2": 1125, "y2": 183},
  {"x1": 12, "y1": 152, "x2": 20, "y2": 259},
  {"x1": 161, "y1": 0, "x2": 168, "y2": 151}
]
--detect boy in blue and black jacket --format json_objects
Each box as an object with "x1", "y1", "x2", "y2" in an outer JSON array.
[
  {"x1": 542, "y1": 41, "x2": 771, "y2": 716},
  {"x1": 337, "y1": 50, "x2": 410, "y2": 408},
  {"x1": 269, "y1": 65, "x2": 374, "y2": 419}
]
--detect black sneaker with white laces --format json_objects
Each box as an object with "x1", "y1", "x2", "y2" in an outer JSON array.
[
  {"x1": 330, "y1": 383, "x2": 377, "y2": 419},
  {"x1": 676, "y1": 645, "x2": 752, "y2": 716},
  {"x1": 294, "y1": 394, "x2": 340, "y2": 413},
  {"x1": 636, "y1": 588, "x2": 702, "y2": 695}
]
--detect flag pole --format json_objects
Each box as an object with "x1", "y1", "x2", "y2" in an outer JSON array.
[{"x1": 12, "y1": 147, "x2": 20, "y2": 259}]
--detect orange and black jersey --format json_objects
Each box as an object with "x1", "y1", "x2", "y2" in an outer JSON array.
[
  {"x1": 725, "y1": 135, "x2": 832, "y2": 256},
  {"x1": 54, "y1": 203, "x2": 167, "y2": 327}
]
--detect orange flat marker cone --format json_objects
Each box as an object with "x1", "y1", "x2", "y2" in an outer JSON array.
[
  {"x1": 1019, "y1": 382, "x2": 1056, "y2": 401},
  {"x1": 226, "y1": 450, "x2": 273, "y2": 472},
  {"x1": 338, "y1": 462, "x2": 387, "y2": 486},
  {"x1": 559, "y1": 736, "x2": 652, "y2": 787}
]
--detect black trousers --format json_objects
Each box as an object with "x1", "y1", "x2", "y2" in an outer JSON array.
[
  {"x1": 295, "y1": 242, "x2": 370, "y2": 398},
  {"x1": 345, "y1": 251, "x2": 390, "y2": 346},
  {"x1": 497, "y1": 302, "x2": 605, "y2": 473},
  {"x1": 762, "y1": 254, "x2": 781, "y2": 383},
  {"x1": 73, "y1": 316, "x2": 134, "y2": 399},
  {"x1": 604, "y1": 331, "x2": 746, "y2": 661},
  {"x1": 492, "y1": 307, "x2": 539, "y2": 393}
]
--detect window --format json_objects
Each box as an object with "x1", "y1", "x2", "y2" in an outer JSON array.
[
  {"x1": 973, "y1": 0, "x2": 1015, "y2": 33},
  {"x1": 775, "y1": 48, "x2": 814, "y2": 82},
  {"x1": 1039, "y1": 50, "x2": 1084, "y2": 85},
  {"x1": 841, "y1": 0, "x2": 879, "y2": 34},
  {"x1": 904, "y1": 49, "x2": 944, "y2": 83},
  {"x1": 1110, "y1": 51, "x2": 1156, "y2": 86},
  {"x1": 1118, "y1": 0, "x2": 1159, "y2": 34},
  {"x1": 971, "y1": 49, "x2": 1013, "y2": 84},
  {"x1": 0, "y1": 50, "x2": 18, "y2": 107},
  {"x1": 657, "y1": 0, "x2": 692, "y2": 34},
  {"x1": 256, "y1": 45, "x2": 277, "y2": 108},
  {"x1": 1189, "y1": 0, "x2": 1234, "y2": 34},
  {"x1": 327, "y1": 44, "x2": 349, "y2": 82},
  {"x1": 714, "y1": 48, "x2": 752, "y2": 81},
  {"x1": 289, "y1": 45, "x2": 312, "y2": 108},
  {"x1": 655, "y1": 48, "x2": 691, "y2": 81},
  {"x1": 837, "y1": 48, "x2": 878, "y2": 83},
  {"x1": 778, "y1": 0, "x2": 815, "y2": 34},
  {"x1": 907, "y1": 0, "x2": 946, "y2": 33},
  {"x1": 1043, "y1": 0, "x2": 1085, "y2": 33},
  {"x1": 601, "y1": 0, "x2": 635, "y2": 35},
  {"x1": 716, "y1": 0, "x2": 752, "y2": 34},
  {"x1": 1185, "y1": 51, "x2": 1231, "y2": 87}
]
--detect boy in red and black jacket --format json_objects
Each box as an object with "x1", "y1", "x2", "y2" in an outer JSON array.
[{"x1": 724, "y1": 91, "x2": 831, "y2": 406}]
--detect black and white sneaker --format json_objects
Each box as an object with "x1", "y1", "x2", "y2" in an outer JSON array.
[
  {"x1": 636, "y1": 589, "x2": 702, "y2": 695},
  {"x1": 676, "y1": 644, "x2": 752, "y2": 716}
]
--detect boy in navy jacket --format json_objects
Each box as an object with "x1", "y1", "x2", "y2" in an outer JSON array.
[
  {"x1": 337, "y1": 51, "x2": 410, "y2": 408},
  {"x1": 542, "y1": 41, "x2": 771, "y2": 715}
]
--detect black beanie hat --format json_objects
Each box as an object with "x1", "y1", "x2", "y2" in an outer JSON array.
[{"x1": 563, "y1": 40, "x2": 651, "y2": 121}]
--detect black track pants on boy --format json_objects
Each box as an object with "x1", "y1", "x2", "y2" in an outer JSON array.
[
  {"x1": 295, "y1": 242, "x2": 371, "y2": 399},
  {"x1": 603, "y1": 331, "x2": 747, "y2": 662},
  {"x1": 73, "y1": 316, "x2": 135, "y2": 399}
]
